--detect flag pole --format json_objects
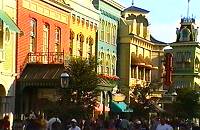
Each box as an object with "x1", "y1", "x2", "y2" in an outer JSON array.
[{"x1": 187, "y1": 0, "x2": 190, "y2": 18}]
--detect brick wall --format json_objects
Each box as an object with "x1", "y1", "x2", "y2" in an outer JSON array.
[{"x1": 16, "y1": 0, "x2": 70, "y2": 75}]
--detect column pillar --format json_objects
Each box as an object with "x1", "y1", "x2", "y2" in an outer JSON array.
[
  {"x1": 143, "y1": 68, "x2": 145, "y2": 81},
  {"x1": 149, "y1": 70, "x2": 151, "y2": 82},
  {"x1": 136, "y1": 66, "x2": 138, "y2": 79}
]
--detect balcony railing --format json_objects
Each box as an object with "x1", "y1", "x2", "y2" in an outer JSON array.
[
  {"x1": 20, "y1": 52, "x2": 64, "y2": 73},
  {"x1": 28, "y1": 52, "x2": 64, "y2": 64}
]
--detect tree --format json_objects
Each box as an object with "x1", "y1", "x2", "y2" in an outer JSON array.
[
  {"x1": 130, "y1": 81, "x2": 163, "y2": 117},
  {"x1": 43, "y1": 57, "x2": 98, "y2": 119},
  {"x1": 172, "y1": 87, "x2": 200, "y2": 119}
]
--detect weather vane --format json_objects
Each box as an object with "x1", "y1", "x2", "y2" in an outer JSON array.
[{"x1": 132, "y1": 0, "x2": 134, "y2": 6}]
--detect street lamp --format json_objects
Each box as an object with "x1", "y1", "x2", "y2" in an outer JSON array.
[{"x1": 61, "y1": 71, "x2": 69, "y2": 88}]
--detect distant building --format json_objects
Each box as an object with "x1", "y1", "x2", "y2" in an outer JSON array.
[
  {"x1": 118, "y1": 4, "x2": 166, "y2": 103},
  {"x1": 171, "y1": 17, "x2": 200, "y2": 89},
  {"x1": 0, "y1": 0, "x2": 20, "y2": 117},
  {"x1": 16, "y1": 0, "x2": 72, "y2": 114}
]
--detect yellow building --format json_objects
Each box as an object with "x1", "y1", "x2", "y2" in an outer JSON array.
[
  {"x1": 65, "y1": 0, "x2": 99, "y2": 58},
  {"x1": 0, "y1": 0, "x2": 20, "y2": 117},
  {"x1": 119, "y1": 5, "x2": 166, "y2": 102}
]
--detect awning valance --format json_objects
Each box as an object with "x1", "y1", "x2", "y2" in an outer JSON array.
[
  {"x1": 18, "y1": 64, "x2": 65, "y2": 90},
  {"x1": 131, "y1": 54, "x2": 157, "y2": 69},
  {"x1": 110, "y1": 101, "x2": 133, "y2": 113},
  {"x1": 131, "y1": 53, "x2": 145, "y2": 66},
  {"x1": 0, "y1": 10, "x2": 20, "y2": 33}
]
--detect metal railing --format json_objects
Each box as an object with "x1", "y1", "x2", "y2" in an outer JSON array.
[{"x1": 20, "y1": 52, "x2": 64, "y2": 73}]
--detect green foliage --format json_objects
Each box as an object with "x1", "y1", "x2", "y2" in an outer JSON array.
[
  {"x1": 130, "y1": 84, "x2": 152, "y2": 117},
  {"x1": 130, "y1": 81, "x2": 163, "y2": 117},
  {"x1": 172, "y1": 87, "x2": 200, "y2": 119},
  {"x1": 43, "y1": 57, "x2": 98, "y2": 119}
]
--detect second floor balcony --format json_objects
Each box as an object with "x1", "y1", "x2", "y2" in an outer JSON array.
[
  {"x1": 28, "y1": 52, "x2": 64, "y2": 64},
  {"x1": 20, "y1": 52, "x2": 64, "y2": 72}
]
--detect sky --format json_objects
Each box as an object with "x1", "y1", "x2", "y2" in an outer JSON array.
[{"x1": 116, "y1": 0, "x2": 200, "y2": 43}]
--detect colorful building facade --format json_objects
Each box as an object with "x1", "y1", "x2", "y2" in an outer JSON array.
[
  {"x1": 65, "y1": 0, "x2": 99, "y2": 58},
  {"x1": 118, "y1": 5, "x2": 165, "y2": 103},
  {"x1": 16, "y1": 0, "x2": 72, "y2": 114},
  {"x1": 93, "y1": 0, "x2": 124, "y2": 114},
  {"x1": 0, "y1": 0, "x2": 20, "y2": 117},
  {"x1": 171, "y1": 17, "x2": 200, "y2": 89}
]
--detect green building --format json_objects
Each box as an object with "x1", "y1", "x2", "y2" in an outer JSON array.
[{"x1": 171, "y1": 17, "x2": 200, "y2": 89}]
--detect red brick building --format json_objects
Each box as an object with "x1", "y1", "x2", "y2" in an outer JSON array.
[{"x1": 16, "y1": 0, "x2": 72, "y2": 114}]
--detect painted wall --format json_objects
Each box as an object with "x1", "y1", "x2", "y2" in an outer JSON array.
[
  {"x1": 119, "y1": 8, "x2": 165, "y2": 102},
  {"x1": 97, "y1": 0, "x2": 122, "y2": 76},
  {"x1": 172, "y1": 43, "x2": 200, "y2": 89},
  {"x1": 65, "y1": 0, "x2": 99, "y2": 58},
  {"x1": 17, "y1": 0, "x2": 71, "y2": 74},
  {"x1": 0, "y1": 0, "x2": 17, "y2": 117}
]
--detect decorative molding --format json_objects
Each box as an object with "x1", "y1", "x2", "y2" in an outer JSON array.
[{"x1": 23, "y1": 0, "x2": 69, "y2": 24}]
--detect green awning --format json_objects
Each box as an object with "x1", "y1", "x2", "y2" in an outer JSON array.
[
  {"x1": 110, "y1": 101, "x2": 133, "y2": 113},
  {"x1": 0, "y1": 10, "x2": 20, "y2": 33}
]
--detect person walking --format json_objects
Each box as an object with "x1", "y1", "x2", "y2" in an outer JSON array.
[
  {"x1": 156, "y1": 118, "x2": 173, "y2": 130},
  {"x1": 68, "y1": 119, "x2": 81, "y2": 130}
]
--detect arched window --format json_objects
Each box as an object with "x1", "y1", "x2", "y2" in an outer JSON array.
[
  {"x1": 112, "y1": 56, "x2": 116, "y2": 75},
  {"x1": 78, "y1": 33, "x2": 84, "y2": 57},
  {"x1": 55, "y1": 27, "x2": 61, "y2": 52},
  {"x1": 70, "y1": 30, "x2": 74, "y2": 56},
  {"x1": 100, "y1": 20, "x2": 105, "y2": 41},
  {"x1": 30, "y1": 19, "x2": 37, "y2": 52},
  {"x1": 113, "y1": 25, "x2": 117, "y2": 45},
  {"x1": 42, "y1": 23, "x2": 49, "y2": 63},
  {"x1": 43, "y1": 24, "x2": 49, "y2": 53},
  {"x1": 101, "y1": 52, "x2": 104, "y2": 60},
  {"x1": 106, "y1": 23, "x2": 110, "y2": 43},
  {"x1": 88, "y1": 37, "x2": 93, "y2": 58}
]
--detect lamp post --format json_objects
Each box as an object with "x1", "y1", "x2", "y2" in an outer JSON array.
[{"x1": 61, "y1": 71, "x2": 69, "y2": 88}]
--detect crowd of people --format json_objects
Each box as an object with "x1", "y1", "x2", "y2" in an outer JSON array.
[{"x1": 0, "y1": 111, "x2": 199, "y2": 130}]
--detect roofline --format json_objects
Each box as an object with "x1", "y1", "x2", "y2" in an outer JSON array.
[
  {"x1": 101, "y1": 0, "x2": 125, "y2": 11},
  {"x1": 123, "y1": 5, "x2": 150, "y2": 14}
]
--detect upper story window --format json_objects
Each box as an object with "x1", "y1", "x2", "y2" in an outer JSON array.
[
  {"x1": 100, "y1": 20, "x2": 105, "y2": 41},
  {"x1": 72, "y1": 14, "x2": 76, "y2": 23},
  {"x1": 88, "y1": 37, "x2": 93, "y2": 58},
  {"x1": 106, "y1": 23, "x2": 110, "y2": 43},
  {"x1": 0, "y1": 20, "x2": 3, "y2": 49},
  {"x1": 55, "y1": 27, "x2": 61, "y2": 52},
  {"x1": 43, "y1": 24, "x2": 49, "y2": 52},
  {"x1": 77, "y1": 33, "x2": 84, "y2": 57},
  {"x1": 30, "y1": 19, "x2": 37, "y2": 52},
  {"x1": 113, "y1": 25, "x2": 117, "y2": 45},
  {"x1": 5, "y1": 27, "x2": 10, "y2": 42},
  {"x1": 70, "y1": 30, "x2": 75, "y2": 56}
]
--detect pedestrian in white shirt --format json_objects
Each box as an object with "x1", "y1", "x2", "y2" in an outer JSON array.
[
  {"x1": 156, "y1": 118, "x2": 173, "y2": 130},
  {"x1": 68, "y1": 119, "x2": 81, "y2": 130}
]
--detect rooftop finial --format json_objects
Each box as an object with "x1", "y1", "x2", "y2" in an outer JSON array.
[
  {"x1": 187, "y1": 0, "x2": 191, "y2": 18},
  {"x1": 132, "y1": 0, "x2": 134, "y2": 6}
]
